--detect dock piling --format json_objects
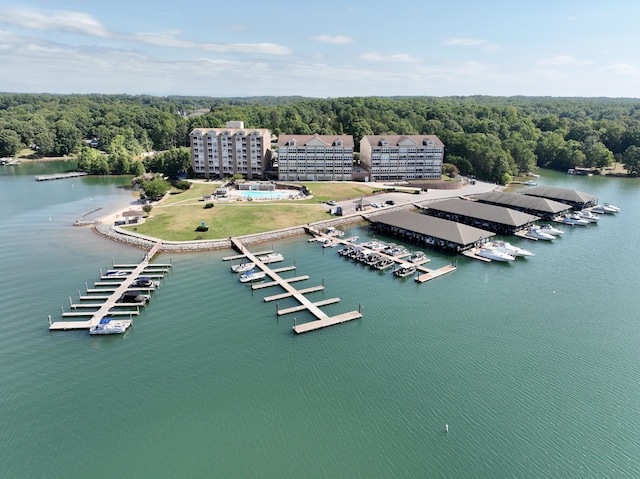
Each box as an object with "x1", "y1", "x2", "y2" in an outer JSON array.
[{"x1": 48, "y1": 315, "x2": 51, "y2": 326}]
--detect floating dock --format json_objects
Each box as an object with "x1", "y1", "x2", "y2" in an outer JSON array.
[
  {"x1": 35, "y1": 172, "x2": 88, "y2": 181},
  {"x1": 227, "y1": 238, "x2": 362, "y2": 334},
  {"x1": 49, "y1": 242, "x2": 166, "y2": 331},
  {"x1": 306, "y1": 226, "x2": 456, "y2": 283}
]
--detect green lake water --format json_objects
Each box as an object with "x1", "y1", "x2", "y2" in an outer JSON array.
[{"x1": 1, "y1": 161, "x2": 640, "y2": 478}]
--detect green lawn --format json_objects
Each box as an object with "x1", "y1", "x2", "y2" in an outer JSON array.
[{"x1": 123, "y1": 181, "x2": 404, "y2": 241}]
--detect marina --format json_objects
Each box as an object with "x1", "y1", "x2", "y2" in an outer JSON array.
[
  {"x1": 226, "y1": 237, "x2": 363, "y2": 334},
  {"x1": 307, "y1": 225, "x2": 457, "y2": 282},
  {"x1": 48, "y1": 241, "x2": 168, "y2": 331}
]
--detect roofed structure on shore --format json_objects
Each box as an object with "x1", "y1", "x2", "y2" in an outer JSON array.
[
  {"x1": 418, "y1": 198, "x2": 539, "y2": 235},
  {"x1": 471, "y1": 191, "x2": 571, "y2": 220},
  {"x1": 368, "y1": 211, "x2": 494, "y2": 252},
  {"x1": 522, "y1": 186, "x2": 598, "y2": 209}
]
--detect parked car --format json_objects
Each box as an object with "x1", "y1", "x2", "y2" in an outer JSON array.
[
  {"x1": 326, "y1": 200, "x2": 336, "y2": 206},
  {"x1": 385, "y1": 200, "x2": 395, "y2": 205}
]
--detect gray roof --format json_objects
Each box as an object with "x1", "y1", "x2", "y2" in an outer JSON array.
[
  {"x1": 369, "y1": 211, "x2": 494, "y2": 245},
  {"x1": 360, "y1": 134, "x2": 444, "y2": 148},
  {"x1": 277, "y1": 134, "x2": 355, "y2": 147},
  {"x1": 424, "y1": 198, "x2": 539, "y2": 226},
  {"x1": 472, "y1": 192, "x2": 571, "y2": 215},
  {"x1": 522, "y1": 186, "x2": 598, "y2": 204}
]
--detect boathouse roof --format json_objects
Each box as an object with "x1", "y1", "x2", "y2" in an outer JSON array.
[
  {"x1": 422, "y1": 198, "x2": 539, "y2": 226},
  {"x1": 522, "y1": 186, "x2": 597, "y2": 205},
  {"x1": 369, "y1": 211, "x2": 494, "y2": 246},
  {"x1": 471, "y1": 192, "x2": 571, "y2": 215}
]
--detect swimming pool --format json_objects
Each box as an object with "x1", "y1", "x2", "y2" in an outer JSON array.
[{"x1": 238, "y1": 190, "x2": 290, "y2": 199}]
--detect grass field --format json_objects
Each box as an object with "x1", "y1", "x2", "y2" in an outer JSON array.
[{"x1": 122, "y1": 181, "x2": 381, "y2": 240}]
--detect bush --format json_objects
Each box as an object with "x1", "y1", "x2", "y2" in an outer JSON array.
[
  {"x1": 175, "y1": 180, "x2": 191, "y2": 190},
  {"x1": 204, "y1": 203, "x2": 214, "y2": 209},
  {"x1": 195, "y1": 225, "x2": 209, "y2": 232},
  {"x1": 142, "y1": 204, "x2": 153, "y2": 214}
]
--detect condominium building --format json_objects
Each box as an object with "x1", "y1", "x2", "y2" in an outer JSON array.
[
  {"x1": 190, "y1": 121, "x2": 271, "y2": 179},
  {"x1": 359, "y1": 135, "x2": 444, "y2": 181},
  {"x1": 277, "y1": 135, "x2": 354, "y2": 181}
]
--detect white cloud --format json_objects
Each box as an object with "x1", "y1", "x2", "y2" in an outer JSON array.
[
  {"x1": 0, "y1": 9, "x2": 112, "y2": 38},
  {"x1": 359, "y1": 52, "x2": 420, "y2": 63},
  {"x1": 601, "y1": 63, "x2": 640, "y2": 76},
  {"x1": 0, "y1": 8, "x2": 292, "y2": 56},
  {"x1": 312, "y1": 35, "x2": 354, "y2": 45},
  {"x1": 536, "y1": 55, "x2": 593, "y2": 67},
  {"x1": 444, "y1": 37, "x2": 499, "y2": 51},
  {"x1": 130, "y1": 33, "x2": 291, "y2": 55}
]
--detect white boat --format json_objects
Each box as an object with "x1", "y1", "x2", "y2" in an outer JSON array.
[
  {"x1": 524, "y1": 180, "x2": 537, "y2": 186},
  {"x1": 489, "y1": 241, "x2": 534, "y2": 257},
  {"x1": 89, "y1": 317, "x2": 130, "y2": 335},
  {"x1": 257, "y1": 253, "x2": 284, "y2": 264},
  {"x1": 603, "y1": 203, "x2": 620, "y2": 212},
  {"x1": 538, "y1": 224, "x2": 564, "y2": 235},
  {"x1": 560, "y1": 214, "x2": 589, "y2": 226},
  {"x1": 393, "y1": 265, "x2": 417, "y2": 277},
  {"x1": 577, "y1": 210, "x2": 600, "y2": 222},
  {"x1": 476, "y1": 247, "x2": 515, "y2": 262},
  {"x1": 592, "y1": 203, "x2": 619, "y2": 214},
  {"x1": 408, "y1": 251, "x2": 426, "y2": 263},
  {"x1": 105, "y1": 270, "x2": 129, "y2": 276},
  {"x1": 525, "y1": 227, "x2": 556, "y2": 241},
  {"x1": 231, "y1": 262, "x2": 255, "y2": 273},
  {"x1": 374, "y1": 258, "x2": 395, "y2": 270},
  {"x1": 239, "y1": 270, "x2": 266, "y2": 283}
]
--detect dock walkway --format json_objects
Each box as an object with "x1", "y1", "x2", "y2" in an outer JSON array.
[
  {"x1": 306, "y1": 226, "x2": 456, "y2": 283},
  {"x1": 49, "y1": 242, "x2": 164, "y2": 331},
  {"x1": 227, "y1": 238, "x2": 362, "y2": 334}
]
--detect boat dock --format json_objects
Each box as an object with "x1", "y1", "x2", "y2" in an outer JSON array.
[
  {"x1": 48, "y1": 242, "x2": 166, "y2": 331},
  {"x1": 35, "y1": 172, "x2": 88, "y2": 181},
  {"x1": 226, "y1": 238, "x2": 362, "y2": 334},
  {"x1": 306, "y1": 226, "x2": 456, "y2": 283}
]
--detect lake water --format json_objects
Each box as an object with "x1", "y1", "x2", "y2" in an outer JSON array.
[{"x1": 2, "y1": 161, "x2": 640, "y2": 478}]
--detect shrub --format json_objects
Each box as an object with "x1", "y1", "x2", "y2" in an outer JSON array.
[
  {"x1": 204, "y1": 203, "x2": 214, "y2": 209},
  {"x1": 175, "y1": 180, "x2": 191, "y2": 190},
  {"x1": 195, "y1": 225, "x2": 209, "y2": 232}
]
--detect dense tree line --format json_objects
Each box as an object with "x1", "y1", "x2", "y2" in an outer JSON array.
[{"x1": 2, "y1": 93, "x2": 640, "y2": 182}]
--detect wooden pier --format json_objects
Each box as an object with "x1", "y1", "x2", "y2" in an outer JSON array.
[
  {"x1": 227, "y1": 238, "x2": 362, "y2": 334},
  {"x1": 49, "y1": 242, "x2": 166, "y2": 331},
  {"x1": 35, "y1": 172, "x2": 88, "y2": 181}
]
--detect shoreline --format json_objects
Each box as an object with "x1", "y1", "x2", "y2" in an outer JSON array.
[{"x1": 89, "y1": 179, "x2": 503, "y2": 253}]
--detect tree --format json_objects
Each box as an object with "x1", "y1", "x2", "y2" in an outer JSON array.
[
  {"x1": 622, "y1": 145, "x2": 640, "y2": 175},
  {"x1": 441, "y1": 163, "x2": 459, "y2": 177},
  {"x1": 53, "y1": 119, "x2": 80, "y2": 156},
  {"x1": 0, "y1": 129, "x2": 22, "y2": 157},
  {"x1": 141, "y1": 177, "x2": 171, "y2": 200}
]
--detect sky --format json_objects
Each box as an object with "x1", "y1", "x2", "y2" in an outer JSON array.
[{"x1": 1, "y1": 0, "x2": 639, "y2": 98}]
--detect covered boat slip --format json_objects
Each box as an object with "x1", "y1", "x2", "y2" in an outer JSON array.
[
  {"x1": 521, "y1": 185, "x2": 598, "y2": 210},
  {"x1": 471, "y1": 191, "x2": 572, "y2": 220},
  {"x1": 368, "y1": 211, "x2": 495, "y2": 253},
  {"x1": 418, "y1": 198, "x2": 539, "y2": 235}
]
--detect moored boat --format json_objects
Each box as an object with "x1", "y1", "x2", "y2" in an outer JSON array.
[
  {"x1": 393, "y1": 264, "x2": 417, "y2": 277},
  {"x1": 538, "y1": 224, "x2": 564, "y2": 235},
  {"x1": 239, "y1": 270, "x2": 266, "y2": 283},
  {"x1": 592, "y1": 203, "x2": 619, "y2": 214},
  {"x1": 560, "y1": 214, "x2": 589, "y2": 226},
  {"x1": 89, "y1": 317, "x2": 130, "y2": 335},
  {"x1": 257, "y1": 253, "x2": 284, "y2": 264},
  {"x1": 476, "y1": 247, "x2": 515, "y2": 262},
  {"x1": 577, "y1": 210, "x2": 600, "y2": 222},
  {"x1": 231, "y1": 262, "x2": 255, "y2": 273},
  {"x1": 489, "y1": 240, "x2": 534, "y2": 257},
  {"x1": 525, "y1": 227, "x2": 556, "y2": 241}
]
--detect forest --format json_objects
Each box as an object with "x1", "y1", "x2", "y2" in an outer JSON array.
[{"x1": 2, "y1": 93, "x2": 640, "y2": 183}]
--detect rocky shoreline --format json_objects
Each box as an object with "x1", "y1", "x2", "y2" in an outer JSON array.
[{"x1": 92, "y1": 214, "x2": 375, "y2": 253}]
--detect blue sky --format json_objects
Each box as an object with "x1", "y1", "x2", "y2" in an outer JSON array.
[{"x1": 1, "y1": 0, "x2": 639, "y2": 98}]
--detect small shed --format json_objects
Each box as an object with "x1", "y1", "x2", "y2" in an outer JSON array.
[{"x1": 121, "y1": 210, "x2": 144, "y2": 224}]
